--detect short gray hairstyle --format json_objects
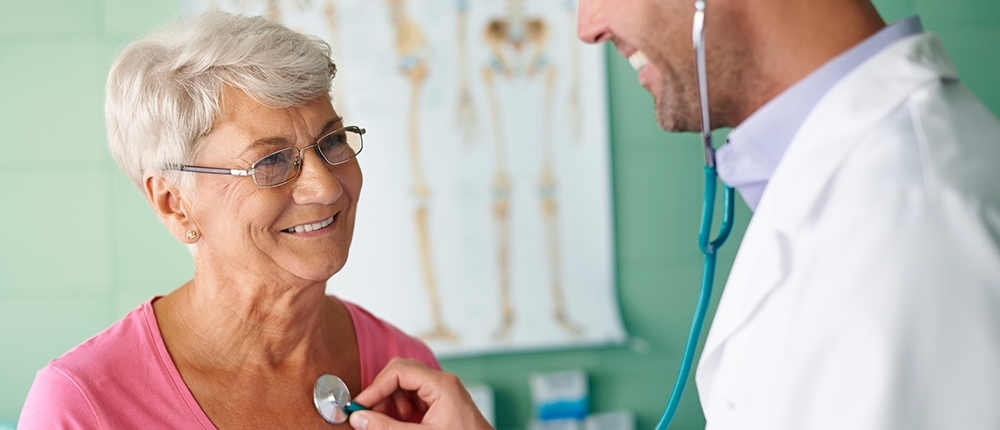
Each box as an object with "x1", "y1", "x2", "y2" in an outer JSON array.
[{"x1": 106, "y1": 11, "x2": 337, "y2": 189}]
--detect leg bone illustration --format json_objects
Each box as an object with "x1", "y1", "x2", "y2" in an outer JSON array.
[
  {"x1": 565, "y1": 0, "x2": 583, "y2": 141},
  {"x1": 323, "y1": 0, "x2": 351, "y2": 119},
  {"x1": 540, "y1": 66, "x2": 582, "y2": 335},
  {"x1": 388, "y1": 0, "x2": 458, "y2": 342},
  {"x1": 454, "y1": 0, "x2": 478, "y2": 143},
  {"x1": 482, "y1": 66, "x2": 515, "y2": 341}
]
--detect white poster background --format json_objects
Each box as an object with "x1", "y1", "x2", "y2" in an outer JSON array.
[{"x1": 186, "y1": 0, "x2": 625, "y2": 357}]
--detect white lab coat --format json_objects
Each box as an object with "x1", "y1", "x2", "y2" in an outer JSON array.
[{"x1": 696, "y1": 33, "x2": 1000, "y2": 429}]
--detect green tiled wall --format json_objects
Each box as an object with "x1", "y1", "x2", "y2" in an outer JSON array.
[
  {"x1": 0, "y1": 168, "x2": 115, "y2": 294},
  {"x1": 1, "y1": 1, "x2": 997, "y2": 428},
  {"x1": 0, "y1": 0, "x2": 187, "y2": 423}
]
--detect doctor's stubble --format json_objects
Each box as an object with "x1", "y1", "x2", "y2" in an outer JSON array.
[{"x1": 648, "y1": 2, "x2": 767, "y2": 134}]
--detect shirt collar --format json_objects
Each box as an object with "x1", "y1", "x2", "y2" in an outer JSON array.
[{"x1": 715, "y1": 16, "x2": 923, "y2": 211}]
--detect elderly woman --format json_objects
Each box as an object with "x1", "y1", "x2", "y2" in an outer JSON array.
[{"x1": 18, "y1": 12, "x2": 438, "y2": 429}]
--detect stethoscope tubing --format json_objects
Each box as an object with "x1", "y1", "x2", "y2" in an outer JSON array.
[
  {"x1": 655, "y1": 1, "x2": 736, "y2": 429},
  {"x1": 655, "y1": 168, "x2": 734, "y2": 430}
]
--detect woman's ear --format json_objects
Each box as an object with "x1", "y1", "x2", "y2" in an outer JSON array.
[{"x1": 145, "y1": 175, "x2": 199, "y2": 244}]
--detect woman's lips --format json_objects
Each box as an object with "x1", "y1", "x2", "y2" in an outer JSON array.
[{"x1": 282, "y1": 215, "x2": 336, "y2": 234}]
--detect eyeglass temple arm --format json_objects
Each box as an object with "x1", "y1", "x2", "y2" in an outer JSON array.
[
  {"x1": 177, "y1": 165, "x2": 252, "y2": 177},
  {"x1": 172, "y1": 126, "x2": 363, "y2": 176}
]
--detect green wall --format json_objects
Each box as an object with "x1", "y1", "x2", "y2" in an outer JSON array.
[{"x1": 1, "y1": 1, "x2": 998, "y2": 428}]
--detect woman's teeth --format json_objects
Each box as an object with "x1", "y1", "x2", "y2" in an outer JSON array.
[
  {"x1": 628, "y1": 50, "x2": 649, "y2": 71},
  {"x1": 284, "y1": 216, "x2": 335, "y2": 233}
]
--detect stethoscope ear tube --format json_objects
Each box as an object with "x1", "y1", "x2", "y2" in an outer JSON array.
[
  {"x1": 654, "y1": 1, "x2": 736, "y2": 429},
  {"x1": 692, "y1": 0, "x2": 714, "y2": 169}
]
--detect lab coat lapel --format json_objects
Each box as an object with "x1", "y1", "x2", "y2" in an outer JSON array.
[
  {"x1": 698, "y1": 34, "x2": 959, "y2": 376},
  {"x1": 765, "y1": 33, "x2": 957, "y2": 233}
]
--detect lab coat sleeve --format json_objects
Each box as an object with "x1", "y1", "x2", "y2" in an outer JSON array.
[{"x1": 18, "y1": 364, "x2": 101, "y2": 430}]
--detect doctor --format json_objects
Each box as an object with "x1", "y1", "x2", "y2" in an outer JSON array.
[{"x1": 348, "y1": 0, "x2": 1000, "y2": 428}]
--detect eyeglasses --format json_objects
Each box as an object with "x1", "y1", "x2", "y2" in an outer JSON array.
[{"x1": 173, "y1": 125, "x2": 365, "y2": 188}]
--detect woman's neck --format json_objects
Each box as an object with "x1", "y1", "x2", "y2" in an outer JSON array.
[
  {"x1": 155, "y1": 265, "x2": 346, "y2": 375},
  {"x1": 152, "y1": 266, "x2": 363, "y2": 428}
]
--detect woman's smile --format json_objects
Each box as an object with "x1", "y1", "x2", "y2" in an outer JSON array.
[{"x1": 281, "y1": 214, "x2": 338, "y2": 235}]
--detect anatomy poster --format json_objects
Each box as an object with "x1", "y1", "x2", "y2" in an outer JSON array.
[{"x1": 186, "y1": 0, "x2": 625, "y2": 357}]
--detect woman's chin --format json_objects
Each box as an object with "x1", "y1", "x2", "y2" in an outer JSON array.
[{"x1": 291, "y1": 257, "x2": 348, "y2": 284}]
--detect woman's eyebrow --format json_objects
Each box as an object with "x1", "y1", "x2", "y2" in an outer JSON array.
[
  {"x1": 319, "y1": 116, "x2": 345, "y2": 135},
  {"x1": 242, "y1": 116, "x2": 345, "y2": 155},
  {"x1": 248, "y1": 136, "x2": 292, "y2": 148}
]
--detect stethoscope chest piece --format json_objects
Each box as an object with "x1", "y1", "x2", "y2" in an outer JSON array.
[{"x1": 313, "y1": 374, "x2": 358, "y2": 425}]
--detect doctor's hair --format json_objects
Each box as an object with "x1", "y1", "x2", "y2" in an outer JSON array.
[{"x1": 105, "y1": 11, "x2": 338, "y2": 190}]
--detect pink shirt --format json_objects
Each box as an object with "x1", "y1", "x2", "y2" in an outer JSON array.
[{"x1": 18, "y1": 297, "x2": 439, "y2": 429}]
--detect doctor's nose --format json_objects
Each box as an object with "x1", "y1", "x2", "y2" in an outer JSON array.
[{"x1": 577, "y1": 0, "x2": 613, "y2": 44}]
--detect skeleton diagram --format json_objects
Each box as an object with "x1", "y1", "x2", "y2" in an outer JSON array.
[
  {"x1": 564, "y1": 0, "x2": 582, "y2": 140},
  {"x1": 454, "y1": 0, "x2": 478, "y2": 143},
  {"x1": 386, "y1": 0, "x2": 459, "y2": 342},
  {"x1": 216, "y1": 0, "x2": 284, "y2": 21},
  {"x1": 321, "y1": 0, "x2": 351, "y2": 116},
  {"x1": 474, "y1": 0, "x2": 583, "y2": 340}
]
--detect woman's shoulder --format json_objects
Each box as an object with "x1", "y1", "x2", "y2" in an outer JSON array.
[
  {"x1": 43, "y1": 299, "x2": 158, "y2": 379},
  {"x1": 19, "y1": 298, "x2": 208, "y2": 429},
  {"x1": 18, "y1": 363, "x2": 99, "y2": 428},
  {"x1": 19, "y1": 300, "x2": 154, "y2": 427},
  {"x1": 336, "y1": 298, "x2": 441, "y2": 373}
]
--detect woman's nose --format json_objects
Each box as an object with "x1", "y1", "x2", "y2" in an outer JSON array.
[
  {"x1": 578, "y1": 0, "x2": 613, "y2": 44},
  {"x1": 291, "y1": 148, "x2": 343, "y2": 206}
]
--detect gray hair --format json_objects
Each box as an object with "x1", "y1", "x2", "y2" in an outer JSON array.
[{"x1": 105, "y1": 11, "x2": 337, "y2": 189}]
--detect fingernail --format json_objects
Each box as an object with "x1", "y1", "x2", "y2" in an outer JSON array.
[{"x1": 350, "y1": 412, "x2": 369, "y2": 429}]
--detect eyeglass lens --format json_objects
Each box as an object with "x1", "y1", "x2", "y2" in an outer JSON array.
[{"x1": 252, "y1": 127, "x2": 363, "y2": 187}]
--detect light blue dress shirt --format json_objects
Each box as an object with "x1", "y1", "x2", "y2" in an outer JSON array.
[{"x1": 715, "y1": 16, "x2": 924, "y2": 211}]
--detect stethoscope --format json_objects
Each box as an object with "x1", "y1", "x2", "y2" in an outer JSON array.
[
  {"x1": 313, "y1": 374, "x2": 369, "y2": 425},
  {"x1": 311, "y1": 2, "x2": 733, "y2": 427},
  {"x1": 655, "y1": 0, "x2": 736, "y2": 429}
]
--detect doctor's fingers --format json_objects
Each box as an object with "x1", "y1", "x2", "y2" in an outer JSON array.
[
  {"x1": 352, "y1": 358, "x2": 492, "y2": 430},
  {"x1": 386, "y1": 388, "x2": 428, "y2": 421},
  {"x1": 349, "y1": 403, "x2": 493, "y2": 430},
  {"x1": 353, "y1": 358, "x2": 452, "y2": 409},
  {"x1": 349, "y1": 410, "x2": 421, "y2": 430}
]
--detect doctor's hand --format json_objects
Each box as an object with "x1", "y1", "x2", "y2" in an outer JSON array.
[{"x1": 348, "y1": 358, "x2": 493, "y2": 430}]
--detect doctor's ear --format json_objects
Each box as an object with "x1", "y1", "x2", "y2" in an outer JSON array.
[{"x1": 144, "y1": 175, "x2": 199, "y2": 244}]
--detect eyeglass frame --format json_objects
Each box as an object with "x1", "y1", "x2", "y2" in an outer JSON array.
[{"x1": 170, "y1": 124, "x2": 366, "y2": 189}]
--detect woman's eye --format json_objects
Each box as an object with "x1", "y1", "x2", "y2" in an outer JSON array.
[
  {"x1": 320, "y1": 133, "x2": 347, "y2": 149},
  {"x1": 257, "y1": 152, "x2": 287, "y2": 167}
]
